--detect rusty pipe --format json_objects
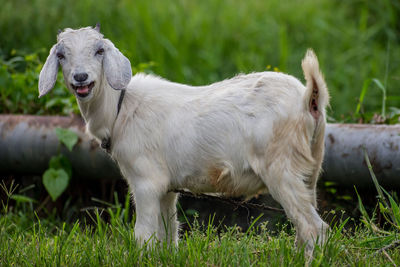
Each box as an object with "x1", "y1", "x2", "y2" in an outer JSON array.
[{"x1": 0, "y1": 115, "x2": 399, "y2": 188}]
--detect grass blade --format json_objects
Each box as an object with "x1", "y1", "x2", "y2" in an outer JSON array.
[
  {"x1": 381, "y1": 186, "x2": 400, "y2": 229},
  {"x1": 387, "y1": 195, "x2": 400, "y2": 229},
  {"x1": 363, "y1": 148, "x2": 385, "y2": 202},
  {"x1": 355, "y1": 186, "x2": 371, "y2": 224},
  {"x1": 364, "y1": 149, "x2": 398, "y2": 227},
  {"x1": 355, "y1": 78, "x2": 370, "y2": 115},
  {"x1": 372, "y1": 78, "x2": 387, "y2": 118},
  {"x1": 245, "y1": 213, "x2": 264, "y2": 235}
]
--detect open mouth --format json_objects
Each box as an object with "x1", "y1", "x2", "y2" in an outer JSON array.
[{"x1": 71, "y1": 82, "x2": 95, "y2": 97}]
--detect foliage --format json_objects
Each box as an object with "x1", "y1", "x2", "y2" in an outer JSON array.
[
  {"x1": 42, "y1": 128, "x2": 78, "y2": 201},
  {"x1": 0, "y1": 0, "x2": 399, "y2": 118},
  {"x1": 0, "y1": 51, "x2": 78, "y2": 115}
]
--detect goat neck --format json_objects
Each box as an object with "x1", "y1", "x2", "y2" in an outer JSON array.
[{"x1": 77, "y1": 75, "x2": 121, "y2": 143}]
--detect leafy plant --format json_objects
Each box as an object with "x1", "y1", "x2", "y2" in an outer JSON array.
[
  {"x1": 0, "y1": 51, "x2": 79, "y2": 115},
  {"x1": 42, "y1": 128, "x2": 78, "y2": 201}
]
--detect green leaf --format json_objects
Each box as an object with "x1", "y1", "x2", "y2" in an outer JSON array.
[
  {"x1": 337, "y1": 195, "x2": 353, "y2": 201},
  {"x1": 10, "y1": 194, "x2": 37, "y2": 203},
  {"x1": 363, "y1": 149, "x2": 385, "y2": 202},
  {"x1": 324, "y1": 181, "x2": 337, "y2": 187},
  {"x1": 372, "y1": 78, "x2": 385, "y2": 93},
  {"x1": 328, "y1": 188, "x2": 337, "y2": 194},
  {"x1": 55, "y1": 128, "x2": 78, "y2": 151},
  {"x1": 355, "y1": 187, "x2": 370, "y2": 222},
  {"x1": 185, "y1": 209, "x2": 199, "y2": 216},
  {"x1": 355, "y1": 78, "x2": 370, "y2": 115},
  {"x1": 42, "y1": 168, "x2": 70, "y2": 201},
  {"x1": 49, "y1": 155, "x2": 72, "y2": 178},
  {"x1": 372, "y1": 78, "x2": 387, "y2": 117},
  {"x1": 380, "y1": 187, "x2": 398, "y2": 227},
  {"x1": 379, "y1": 202, "x2": 388, "y2": 214},
  {"x1": 387, "y1": 193, "x2": 400, "y2": 228},
  {"x1": 360, "y1": 235, "x2": 396, "y2": 249}
]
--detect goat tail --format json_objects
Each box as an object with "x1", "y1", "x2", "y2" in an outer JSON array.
[
  {"x1": 301, "y1": 49, "x2": 329, "y2": 121},
  {"x1": 301, "y1": 50, "x2": 330, "y2": 207}
]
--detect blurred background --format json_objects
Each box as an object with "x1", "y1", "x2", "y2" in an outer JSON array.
[{"x1": 0, "y1": 0, "x2": 399, "y2": 121}]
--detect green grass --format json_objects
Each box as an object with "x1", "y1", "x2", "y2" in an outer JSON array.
[
  {"x1": 1, "y1": 208, "x2": 399, "y2": 266},
  {"x1": 1, "y1": 176, "x2": 400, "y2": 266},
  {"x1": 0, "y1": 0, "x2": 399, "y2": 118}
]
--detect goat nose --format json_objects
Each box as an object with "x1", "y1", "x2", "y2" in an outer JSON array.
[{"x1": 74, "y1": 73, "x2": 88, "y2": 82}]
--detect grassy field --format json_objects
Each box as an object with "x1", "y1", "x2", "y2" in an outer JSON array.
[
  {"x1": 0, "y1": 0, "x2": 399, "y2": 118},
  {"x1": 1, "y1": 177, "x2": 400, "y2": 266},
  {"x1": 1, "y1": 200, "x2": 399, "y2": 266}
]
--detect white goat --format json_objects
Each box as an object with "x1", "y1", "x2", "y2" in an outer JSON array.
[{"x1": 39, "y1": 25, "x2": 329, "y2": 252}]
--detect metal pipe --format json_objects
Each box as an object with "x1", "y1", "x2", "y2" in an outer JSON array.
[
  {"x1": 0, "y1": 115, "x2": 121, "y2": 180},
  {"x1": 323, "y1": 123, "x2": 400, "y2": 188},
  {"x1": 0, "y1": 115, "x2": 399, "y2": 187}
]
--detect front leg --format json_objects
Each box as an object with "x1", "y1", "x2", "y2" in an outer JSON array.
[
  {"x1": 133, "y1": 185, "x2": 162, "y2": 246},
  {"x1": 126, "y1": 156, "x2": 171, "y2": 247}
]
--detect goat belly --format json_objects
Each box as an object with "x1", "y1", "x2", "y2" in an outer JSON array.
[{"x1": 179, "y1": 168, "x2": 267, "y2": 197}]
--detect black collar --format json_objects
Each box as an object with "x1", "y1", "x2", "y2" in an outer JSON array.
[
  {"x1": 117, "y1": 89, "x2": 126, "y2": 116},
  {"x1": 101, "y1": 89, "x2": 126, "y2": 153}
]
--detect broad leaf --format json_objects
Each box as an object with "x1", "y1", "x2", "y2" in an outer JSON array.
[
  {"x1": 55, "y1": 128, "x2": 78, "y2": 151},
  {"x1": 42, "y1": 168, "x2": 70, "y2": 201},
  {"x1": 49, "y1": 155, "x2": 72, "y2": 178}
]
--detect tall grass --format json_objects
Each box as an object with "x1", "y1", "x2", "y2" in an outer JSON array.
[{"x1": 0, "y1": 0, "x2": 399, "y2": 117}]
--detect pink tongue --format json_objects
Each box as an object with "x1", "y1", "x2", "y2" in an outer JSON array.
[{"x1": 77, "y1": 86, "x2": 89, "y2": 94}]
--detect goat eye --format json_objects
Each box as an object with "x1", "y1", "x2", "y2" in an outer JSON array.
[
  {"x1": 56, "y1": 53, "x2": 65, "y2": 60},
  {"x1": 95, "y1": 48, "x2": 104, "y2": 56}
]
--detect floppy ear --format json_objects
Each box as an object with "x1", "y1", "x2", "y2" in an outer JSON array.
[
  {"x1": 103, "y1": 42, "x2": 132, "y2": 90},
  {"x1": 38, "y1": 45, "x2": 59, "y2": 97}
]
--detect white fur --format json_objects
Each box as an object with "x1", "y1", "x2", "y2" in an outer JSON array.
[{"x1": 39, "y1": 26, "x2": 329, "y2": 253}]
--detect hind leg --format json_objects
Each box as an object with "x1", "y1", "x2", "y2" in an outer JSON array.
[
  {"x1": 310, "y1": 172, "x2": 319, "y2": 208},
  {"x1": 260, "y1": 164, "x2": 328, "y2": 253}
]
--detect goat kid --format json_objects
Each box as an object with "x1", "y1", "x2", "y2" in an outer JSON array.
[{"x1": 39, "y1": 25, "x2": 329, "y2": 253}]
